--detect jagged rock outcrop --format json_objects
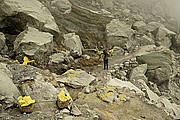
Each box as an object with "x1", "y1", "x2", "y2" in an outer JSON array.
[
  {"x1": 0, "y1": 0, "x2": 59, "y2": 36},
  {"x1": 14, "y1": 27, "x2": 53, "y2": 66},
  {"x1": 0, "y1": 63, "x2": 21, "y2": 109},
  {"x1": 40, "y1": 0, "x2": 113, "y2": 48}
]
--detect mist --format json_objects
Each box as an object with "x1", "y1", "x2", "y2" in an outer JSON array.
[{"x1": 164, "y1": 0, "x2": 180, "y2": 21}]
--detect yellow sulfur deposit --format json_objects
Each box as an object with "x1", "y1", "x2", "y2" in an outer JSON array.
[
  {"x1": 64, "y1": 69, "x2": 77, "y2": 78},
  {"x1": 23, "y1": 56, "x2": 35, "y2": 65},
  {"x1": 57, "y1": 88, "x2": 71, "y2": 102},
  {"x1": 97, "y1": 50, "x2": 103, "y2": 55},
  {"x1": 18, "y1": 96, "x2": 35, "y2": 107},
  {"x1": 108, "y1": 49, "x2": 114, "y2": 56}
]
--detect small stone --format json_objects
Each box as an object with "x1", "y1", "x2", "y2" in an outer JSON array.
[
  {"x1": 92, "y1": 115, "x2": 99, "y2": 120},
  {"x1": 64, "y1": 116, "x2": 73, "y2": 120},
  {"x1": 124, "y1": 61, "x2": 130, "y2": 67},
  {"x1": 0, "y1": 104, "x2": 2, "y2": 112},
  {"x1": 60, "y1": 83, "x2": 65, "y2": 87},
  {"x1": 71, "y1": 104, "x2": 82, "y2": 116},
  {"x1": 85, "y1": 85, "x2": 91, "y2": 94},
  {"x1": 61, "y1": 108, "x2": 70, "y2": 114}
]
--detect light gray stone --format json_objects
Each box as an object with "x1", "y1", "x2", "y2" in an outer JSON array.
[
  {"x1": 7, "y1": 64, "x2": 38, "y2": 84},
  {"x1": 130, "y1": 64, "x2": 147, "y2": 80},
  {"x1": 14, "y1": 27, "x2": 53, "y2": 66},
  {"x1": 107, "y1": 19, "x2": 133, "y2": 38},
  {"x1": 106, "y1": 19, "x2": 134, "y2": 48},
  {"x1": 168, "y1": 80, "x2": 180, "y2": 101},
  {"x1": 156, "y1": 26, "x2": 176, "y2": 41},
  {"x1": 135, "y1": 79, "x2": 159, "y2": 103},
  {"x1": 0, "y1": 63, "x2": 21, "y2": 108},
  {"x1": 132, "y1": 21, "x2": 147, "y2": 33},
  {"x1": 64, "y1": 33, "x2": 84, "y2": 57},
  {"x1": 64, "y1": 116, "x2": 74, "y2": 120},
  {"x1": 140, "y1": 35, "x2": 154, "y2": 45},
  {"x1": 14, "y1": 27, "x2": 53, "y2": 55},
  {"x1": 157, "y1": 97, "x2": 180, "y2": 119},
  {"x1": 97, "y1": 86, "x2": 118, "y2": 103},
  {"x1": 122, "y1": 9, "x2": 131, "y2": 17},
  {"x1": 21, "y1": 80, "x2": 59, "y2": 100},
  {"x1": 71, "y1": 104, "x2": 82, "y2": 116},
  {"x1": 146, "y1": 22, "x2": 163, "y2": 32},
  {"x1": 57, "y1": 69, "x2": 96, "y2": 88},
  {"x1": 49, "y1": 53, "x2": 65, "y2": 64},
  {"x1": 107, "y1": 78, "x2": 144, "y2": 95},
  {"x1": 159, "y1": 36, "x2": 172, "y2": 48},
  {"x1": 0, "y1": 32, "x2": 6, "y2": 51},
  {"x1": 51, "y1": 0, "x2": 71, "y2": 14}
]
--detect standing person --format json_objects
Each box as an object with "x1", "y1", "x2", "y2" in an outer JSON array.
[{"x1": 103, "y1": 49, "x2": 109, "y2": 70}]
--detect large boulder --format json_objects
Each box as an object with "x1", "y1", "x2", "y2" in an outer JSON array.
[
  {"x1": 137, "y1": 49, "x2": 175, "y2": 85},
  {"x1": 7, "y1": 63, "x2": 61, "y2": 111},
  {"x1": 156, "y1": 26, "x2": 176, "y2": 41},
  {"x1": 64, "y1": 33, "x2": 84, "y2": 57},
  {"x1": 140, "y1": 35, "x2": 154, "y2": 45},
  {"x1": 107, "y1": 78, "x2": 144, "y2": 95},
  {"x1": 132, "y1": 21, "x2": 147, "y2": 34},
  {"x1": 21, "y1": 80, "x2": 59, "y2": 101},
  {"x1": 14, "y1": 27, "x2": 53, "y2": 66},
  {"x1": 7, "y1": 64, "x2": 38, "y2": 84},
  {"x1": 146, "y1": 22, "x2": 163, "y2": 33},
  {"x1": 48, "y1": 52, "x2": 71, "y2": 74},
  {"x1": 50, "y1": 0, "x2": 72, "y2": 14},
  {"x1": 129, "y1": 64, "x2": 148, "y2": 82},
  {"x1": 57, "y1": 69, "x2": 96, "y2": 88},
  {"x1": 0, "y1": 0, "x2": 59, "y2": 36},
  {"x1": 0, "y1": 63, "x2": 21, "y2": 108},
  {"x1": 106, "y1": 19, "x2": 134, "y2": 48}
]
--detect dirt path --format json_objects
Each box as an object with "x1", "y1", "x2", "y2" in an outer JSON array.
[{"x1": 89, "y1": 45, "x2": 156, "y2": 77}]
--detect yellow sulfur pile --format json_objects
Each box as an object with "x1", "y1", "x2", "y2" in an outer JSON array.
[
  {"x1": 18, "y1": 96, "x2": 35, "y2": 107},
  {"x1": 57, "y1": 88, "x2": 71, "y2": 103},
  {"x1": 23, "y1": 56, "x2": 35, "y2": 65}
]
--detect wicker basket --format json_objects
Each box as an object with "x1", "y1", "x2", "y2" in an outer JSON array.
[{"x1": 19, "y1": 104, "x2": 34, "y2": 113}]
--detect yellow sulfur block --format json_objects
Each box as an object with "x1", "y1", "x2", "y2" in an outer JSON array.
[{"x1": 18, "y1": 96, "x2": 35, "y2": 107}]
